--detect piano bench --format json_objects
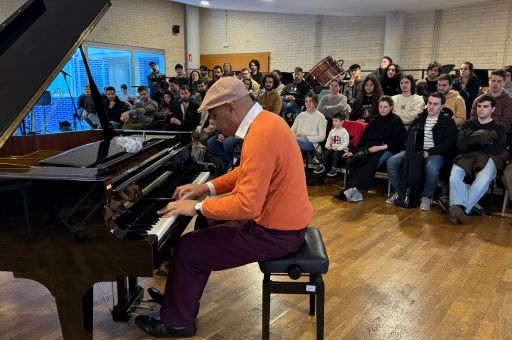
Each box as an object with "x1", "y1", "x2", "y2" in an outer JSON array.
[{"x1": 258, "y1": 227, "x2": 329, "y2": 340}]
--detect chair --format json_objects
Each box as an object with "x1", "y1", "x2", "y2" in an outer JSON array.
[{"x1": 259, "y1": 227, "x2": 329, "y2": 340}]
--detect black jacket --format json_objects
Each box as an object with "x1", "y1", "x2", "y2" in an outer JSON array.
[
  {"x1": 357, "y1": 113, "x2": 406, "y2": 154},
  {"x1": 281, "y1": 80, "x2": 312, "y2": 107},
  {"x1": 457, "y1": 119, "x2": 506, "y2": 156},
  {"x1": 167, "y1": 100, "x2": 200, "y2": 131},
  {"x1": 105, "y1": 96, "x2": 131, "y2": 123},
  {"x1": 410, "y1": 110, "x2": 458, "y2": 157}
]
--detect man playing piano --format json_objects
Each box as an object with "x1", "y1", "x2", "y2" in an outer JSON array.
[{"x1": 135, "y1": 77, "x2": 313, "y2": 337}]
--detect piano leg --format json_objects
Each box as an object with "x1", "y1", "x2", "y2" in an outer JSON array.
[
  {"x1": 112, "y1": 276, "x2": 144, "y2": 321},
  {"x1": 14, "y1": 272, "x2": 95, "y2": 340}
]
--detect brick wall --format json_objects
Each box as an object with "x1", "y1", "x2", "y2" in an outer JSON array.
[{"x1": 199, "y1": 0, "x2": 512, "y2": 73}]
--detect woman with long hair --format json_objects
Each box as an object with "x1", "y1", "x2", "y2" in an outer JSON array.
[
  {"x1": 350, "y1": 74, "x2": 384, "y2": 122},
  {"x1": 452, "y1": 61, "x2": 481, "y2": 117},
  {"x1": 338, "y1": 96, "x2": 406, "y2": 202},
  {"x1": 380, "y1": 63, "x2": 401, "y2": 96},
  {"x1": 189, "y1": 70, "x2": 201, "y2": 95}
]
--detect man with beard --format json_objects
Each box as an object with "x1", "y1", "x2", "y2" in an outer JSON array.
[
  {"x1": 105, "y1": 86, "x2": 130, "y2": 129},
  {"x1": 199, "y1": 65, "x2": 211, "y2": 83},
  {"x1": 437, "y1": 74, "x2": 466, "y2": 127},
  {"x1": 163, "y1": 85, "x2": 200, "y2": 131},
  {"x1": 207, "y1": 65, "x2": 224, "y2": 89},
  {"x1": 280, "y1": 66, "x2": 311, "y2": 119},
  {"x1": 120, "y1": 86, "x2": 158, "y2": 130},
  {"x1": 470, "y1": 70, "x2": 512, "y2": 134},
  {"x1": 147, "y1": 61, "x2": 166, "y2": 98},
  {"x1": 194, "y1": 78, "x2": 208, "y2": 106},
  {"x1": 257, "y1": 72, "x2": 282, "y2": 114}
]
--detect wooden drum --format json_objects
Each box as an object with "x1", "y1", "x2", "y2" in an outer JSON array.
[{"x1": 305, "y1": 56, "x2": 345, "y2": 88}]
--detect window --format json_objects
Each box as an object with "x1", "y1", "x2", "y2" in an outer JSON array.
[{"x1": 21, "y1": 44, "x2": 165, "y2": 134}]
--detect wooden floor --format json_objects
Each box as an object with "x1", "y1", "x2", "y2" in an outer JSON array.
[{"x1": 1, "y1": 179, "x2": 512, "y2": 339}]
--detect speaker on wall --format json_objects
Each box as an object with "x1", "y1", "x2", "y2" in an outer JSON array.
[{"x1": 172, "y1": 25, "x2": 180, "y2": 34}]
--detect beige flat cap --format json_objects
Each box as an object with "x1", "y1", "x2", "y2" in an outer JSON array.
[{"x1": 198, "y1": 76, "x2": 250, "y2": 112}]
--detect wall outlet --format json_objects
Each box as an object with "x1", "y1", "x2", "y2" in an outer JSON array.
[{"x1": 223, "y1": 42, "x2": 229, "y2": 48}]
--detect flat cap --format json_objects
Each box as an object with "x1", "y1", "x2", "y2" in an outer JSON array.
[{"x1": 198, "y1": 77, "x2": 249, "y2": 113}]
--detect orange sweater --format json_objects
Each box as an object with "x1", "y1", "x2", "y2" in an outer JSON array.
[{"x1": 202, "y1": 110, "x2": 313, "y2": 230}]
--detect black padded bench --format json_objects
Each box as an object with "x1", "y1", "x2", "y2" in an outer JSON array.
[{"x1": 258, "y1": 227, "x2": 329, "y2": 339}]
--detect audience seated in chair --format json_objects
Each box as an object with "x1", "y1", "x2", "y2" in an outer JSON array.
[
  {"x1": 386, "y1": 92, "x2": 458, "y2": 210},
  {"x1": 280, "y1": 66, "x2": 312, "y2": 119},
  {"x1": 317, "y1": 79, "x2": 350, "y2": 125},
  {"x1": 168, "y1": 77, "x2": 181, "y2": 104},
  {"x1": 241, "y1": 68, "x2": 260, "y2": 99},
  {"x1": 199, "y1": 65, "x2": 211, "y2": 84},
  {"x1": 350, "y1": 74, "x2": 383, "y2": 123},
  {"x1": 424, "y1": 61, "x2": 441, "y2": 96},
  {"x1": 379, "y1": 63, "x2": 402, "y2": 96},
  {"x1": 290, "y1": 93, "x2": 327, "y2": 155},
  {"x1": 437, "y1": 74, "x2": 466, "y2": 127},
  {"x1": 343, "y1": 64, "x2": 363, "y2": 107},
  {"x1": 194, "y1": 78, "x2": 208, "y2": 107},
  {"x1": 119, "y1": 83, "x2": 135, "y2": 105},
  {"x1": 503, "y1": 65, "x2": 512, "y2": 94},
  {"x1": 313, "y1": 113, "x2": 350, "y2": 177},
  {"x1": 338, "y1": 96, "x2": 406, "y2": 202},
  {"x1": 452, "y1": 62, "x2": 481, "y2": 117},
  {"x1": 373, "y1": 56, "x2": 392, "y2": 79},
  {"x1": 207, "y1": 132, "x2": 241, "y2": 172},
  {"x1": 162, "y1": 85, "x2": 200, "y2": 131},
  {"x1": 470, "y1": 70, "x2": 512, "y2": 135},
  {"x1": 77, "y1": 85, "x2": 100, "y2": 129},
  {"x1": 104, "y1": 86, "x2": 131, "y2": 129},
  {"x1": 446, "y1": 95, "x2": 508, "y2": 224},
  {"x1": 392, "y1": 75, "x2": 425, "y2": 126},
  {"x1": 257, "y1": 72, "x2": 282, "y2": 114},
  {"x1": 120, "y1": 86, "x2": 158, "y2": 130}
]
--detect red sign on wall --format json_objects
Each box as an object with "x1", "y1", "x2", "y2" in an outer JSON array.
[{"x1": 187, "y1": 54, "x2": 192, "y2": 61}]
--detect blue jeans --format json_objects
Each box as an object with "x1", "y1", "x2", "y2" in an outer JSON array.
[
  {"x1": 207, "y1": 135, "x2": 240, "y2": 170},
  {"x1": 296, "y1": 137, "x2": 316, "y2": 152},
  {"x1": 281, "y1": 99, "x2": 300, "y2": 114},
  {"x1": 377, "y1": 151, "x2": 393, "y2": 169},
  {"x1": 449, "y1": 159, "x2": 496, "y2": 214},
  {"x1": 387, "y1": 151, "x2": 445, "y2": 198}
]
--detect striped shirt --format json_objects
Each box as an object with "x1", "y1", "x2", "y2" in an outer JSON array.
[{"x1": 423, "y1": 115, "x2": 438, "y2": 150}]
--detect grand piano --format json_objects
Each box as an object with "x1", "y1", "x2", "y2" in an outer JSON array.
[{"x1": 0, "y1": 1, "x2": 211, "y2": 339}]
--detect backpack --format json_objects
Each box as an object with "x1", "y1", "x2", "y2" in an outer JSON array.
[{"x1": 395, "y1": 125, "x2": 425, "y2": 208}]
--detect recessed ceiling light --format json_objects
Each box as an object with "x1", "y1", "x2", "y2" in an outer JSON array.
[{"x1": 201, "y1": 0, "x2": 210, "y2": 5}]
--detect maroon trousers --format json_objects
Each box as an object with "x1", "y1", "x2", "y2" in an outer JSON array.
[{"x1": 160, "y1": 217, "x2": 306, "y2": 326}]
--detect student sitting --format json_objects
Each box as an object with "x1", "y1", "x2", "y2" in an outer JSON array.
[
  {"x1": 314, "y1": 112, "x2": 350, "y2": 177},
  {"x1": 290, "y1": 93, "x2": 327, "y2": 153},
  {"x1": 337, "y1": 96, "x2": 406, "y2": 202},
  {"x1": 386, "y1": 92, "x2": 458, "y2": 210}
]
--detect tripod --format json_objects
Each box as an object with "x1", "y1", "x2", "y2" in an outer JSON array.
[{"x1": 61, "y1": 70, "x2": 83, "y2": 130}]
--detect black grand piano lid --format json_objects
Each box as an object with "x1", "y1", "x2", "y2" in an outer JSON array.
[{"x1": 0, "y1": 0, "x2": 111, "y2": 149}]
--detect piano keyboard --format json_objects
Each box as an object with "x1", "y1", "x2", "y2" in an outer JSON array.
[{"x1": 115, "y1": 171, "x2": 211, "y2": 241}]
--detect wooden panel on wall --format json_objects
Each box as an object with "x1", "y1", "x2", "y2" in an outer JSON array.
[{"x1": 200, "y1": 52, "x2": 270, "y2": 74}]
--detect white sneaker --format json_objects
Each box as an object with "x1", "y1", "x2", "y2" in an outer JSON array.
[
  {"x1": 386, "y1": 193, "x2": 398, "y2": 204},
  {"x1": 419, "y1": 197, "x2": 431, "y2": 210},
  {"x1": 343, "y1": 188, "x2": 355, "y2": 201},
  {"x1": 349, "y1": 188, "x2": 363, "y2": 202}
]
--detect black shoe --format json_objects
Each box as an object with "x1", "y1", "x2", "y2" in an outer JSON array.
[
  {"x1": 147, "y1": 287, "x2": 201, "y2": 319},
  {"x1": 334, "y1": 193, "x2": 347, "y2": 201},
  {"x1": 148, "y1": 287, "x2": 164, "y2": 305},
  {"x1": 134, "y1": 315, "x2": 196, "y2": 338}
]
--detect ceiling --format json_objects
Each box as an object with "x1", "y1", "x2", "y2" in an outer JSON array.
[{"x1": 172, "y1": 0, "x2": 487, "y2": 16}]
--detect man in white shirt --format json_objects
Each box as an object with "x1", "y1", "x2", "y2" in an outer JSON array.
[
  {"x1": 392, "y1": 75, "x2": 425, "y2": 126},
  {"x1": 290, "y1": 93, "x2": 327, "y2": 153}
]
